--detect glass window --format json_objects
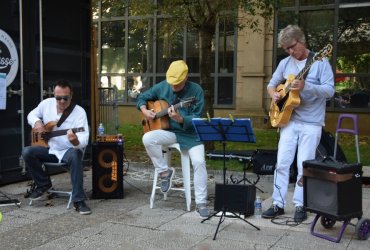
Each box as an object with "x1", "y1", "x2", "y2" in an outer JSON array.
[
  {"x1": 92, "y1": 0, "x2": 99, "y2": 20},
  {"x1": 277, "y1": 1, "x2": 370, "y2": 111},
  {"x1": 101, "y1": 0, "x2": 128, "y2": 18},
  {"x1": 276, "y1": 10, "x2": 334, "y2": 64},
  {"x1": 276, "y1": 10, "x2": 298, "y2": 64},
  {"x1": 218, "y1": 77, "x2": 233, "y2": 105},
  {"x1": 186, "y1": 27, "x2": 200, "y2": 73},
  {"x1": 339, "y1": 0, "x2": 370, "y2": 3},
  {"x1": 156, "y1": 18, "x2": 184, "y2": 73},
  {"x1": 298, "y1": 10, "x2": 334, "y2": 51},
  {"x1": 128, "y1": 19, "x2": 154, "y2": 74},
  {"x1": 101, "y1": 21, "x2": 125, "y2": 74},
  {"x1": 300, "y1": 0, "x2": 334, "y2": 5},
  {"x1": 94, "y1": 1, "x2": 236, "y2": 106},
  {"x1": 335, "y1": 6, "x2": 370, "y2": 109},
  {"x1": 127, "y1": 76, "x2": 152, "y2": 102},
  {"x1": 278, "y1": 0, "x2": 295, "y2": 7},
  {"x1": 100, "y1": 75, "x2": 126, "y2": 104},
  {"x1": 219, "y1": 20, "x2": 235, "y2": 74}
]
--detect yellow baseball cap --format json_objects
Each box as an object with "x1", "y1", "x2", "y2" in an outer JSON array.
[{"x1": 166, "y1": 60, "x2": 188, "y2": 85}]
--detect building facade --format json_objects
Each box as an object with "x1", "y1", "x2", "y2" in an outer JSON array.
[{"x1": 91, "y1": 0, "x2": 370, "y2": 134}]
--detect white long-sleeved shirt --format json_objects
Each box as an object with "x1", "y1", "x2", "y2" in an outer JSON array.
[
  {"x1": 27, "y1": 98, "x2": 89, "y2": 161},
  {"x1": 267, "y1": 53, "x2": 335, "y2": 126}
]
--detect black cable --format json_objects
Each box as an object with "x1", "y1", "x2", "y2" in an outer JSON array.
[{"x1": 271, "y1": 215, "x2": 313, "y2": 227}]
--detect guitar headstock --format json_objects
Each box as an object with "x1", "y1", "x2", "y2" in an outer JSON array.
[{"x1": 314, "y1": 44, "x2": 333, "y2": 61}]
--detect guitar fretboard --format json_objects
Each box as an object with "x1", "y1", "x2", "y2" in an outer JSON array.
[{"x1": 154, "y1": 98, "x2": 195, "y2": 119}]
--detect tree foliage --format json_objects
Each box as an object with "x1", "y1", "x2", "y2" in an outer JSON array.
[{"x1": 130, "y1": 0, "x2": 274, "y2": 118}]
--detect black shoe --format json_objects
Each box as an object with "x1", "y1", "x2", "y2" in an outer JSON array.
[
  {"x1": 28, "y1": 183, "x2": 52, "y2": 200},
  {"x1": 294, "y1": 206, "x2": 307, "y2": 222},
  {"x1": 160, "y1": 168, "x2": 175, "y2": 193},
  {"x1": 262, "y1": 204, "x2": 285, "y2": 218},
  {"x1": 74, "y1": 200, "x2": 92, "y2": 215}
]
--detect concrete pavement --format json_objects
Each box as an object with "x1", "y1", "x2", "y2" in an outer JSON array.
[{"x1": 0, "y1": 163, "x2": 369, "y2": 250}]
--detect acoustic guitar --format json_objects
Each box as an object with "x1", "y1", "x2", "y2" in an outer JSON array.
[
  {"x1": 141, "y1": 97, "x2": 196, "y2": 133},
  {"x1": 269, "y1": 44, "x2": 333, "y2": 128},
  {"x1": 31, "y1": 121, "x2": 85, "y2": 147}
]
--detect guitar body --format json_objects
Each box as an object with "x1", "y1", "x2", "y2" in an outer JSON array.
[
  {"x1": 269, "y1": 44, "x2": 332, "y2": 128},
  {"x1": 142, "y1": 100, "x2": 170, "y2": 133},
  {"x1": 269, "y1": 75, "x2": 301, "y2": 128},
  {"x1": 31, "y1": 121, "x2": 85, "y2": 147},
  {"x1": 31, "y1": 121, "x2": 57, "y2": 147}
]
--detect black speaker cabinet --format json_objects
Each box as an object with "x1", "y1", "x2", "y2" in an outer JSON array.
[
  {"x1": 92, "y1": 142, "x2": 124, "y2": 199},
  {"x1": 214, "y1": 184, "x2": 256, "y2": 215},
  {"x1": 303, "y1": 159, "x2": 362, "y2": 220}
]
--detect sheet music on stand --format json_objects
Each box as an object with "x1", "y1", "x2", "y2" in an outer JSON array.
[
  {"x1": 192, "y1": 117, "x2": 259, "y2": 240},
  {"x1": 192, "y1": 118, "x2": 256, "y2": 143}
]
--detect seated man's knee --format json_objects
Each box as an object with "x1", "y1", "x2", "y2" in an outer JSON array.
[
  {"x1": 67, "y1": 148, "x2": 82, "y2": 162},
  {"x1": 142, "y1": 132, "x2": 153, "y2": 147},
  {"x1": 192, "y1": 158, "x2": 206, "y2": 170},
  {"x1": 22, "y1": 146, "x2": 33, "y2": 159}
]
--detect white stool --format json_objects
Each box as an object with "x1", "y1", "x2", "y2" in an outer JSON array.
[{"x1": 150, "y1": 143, "x2": 191, "y2": 211}]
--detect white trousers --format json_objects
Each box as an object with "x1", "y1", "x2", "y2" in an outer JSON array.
[
  {"x1": 142, "y1": 130, "x2": 208, "y2": 205},
  {"x1": 272, "y1": 121, "x2": 322, "y2": 208}
]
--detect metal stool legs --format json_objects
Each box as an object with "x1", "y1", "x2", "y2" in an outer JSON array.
[{"x1": 150, "y1": 143, "x2": 191, "y2": 211}]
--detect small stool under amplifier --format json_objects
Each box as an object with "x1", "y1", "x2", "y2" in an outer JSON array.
[{"x1": 92, "y1": 141, "x2": 124, "y2": 199}]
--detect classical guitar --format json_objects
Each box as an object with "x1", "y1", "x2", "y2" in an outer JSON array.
[
  {"x1": 142, "y1": 97, "x2": 196, "y2": 133},
  {"x1": 269, "y1": 44, "x2": 333, "y2": 128},
  {"x1": 31, "y1": 121, "x2": 85, "y2": 147}
]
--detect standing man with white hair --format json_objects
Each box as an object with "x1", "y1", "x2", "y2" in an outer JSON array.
[
  {"x1": 263, "y1": 25, "x2": 335, "y2": 222},
  {"x1": 137, "y1": 60, "x2": 209, "y2": 218}
]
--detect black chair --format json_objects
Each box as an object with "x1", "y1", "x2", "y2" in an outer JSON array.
[{"x1": 29, "y1": 147, "x2": 86, "y2": 209}]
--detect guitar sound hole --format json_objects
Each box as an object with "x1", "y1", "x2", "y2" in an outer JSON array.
[{"x1": 277, "y1": 94, "x2": 289, "y2": 111}]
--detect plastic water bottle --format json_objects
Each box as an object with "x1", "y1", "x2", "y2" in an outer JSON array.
[
  {"x1": 254, "y1": 195, "x2": 262, "y2": 219},
  {"x1": 98, "y1": 123, "x2": 105, "y2": 135}
]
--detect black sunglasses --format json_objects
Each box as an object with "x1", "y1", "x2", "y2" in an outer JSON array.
[{"x1": 55, "y1": 95, "x2": 70, "y2": 101}]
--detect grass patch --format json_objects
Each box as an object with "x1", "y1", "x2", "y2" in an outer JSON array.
[{"x1": 119, "y1": 123, "x2": 370, "y2": 170}]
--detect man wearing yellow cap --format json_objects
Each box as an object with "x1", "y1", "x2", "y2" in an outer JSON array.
[{"x1": 137, "y1": 60, "x2": 209, "y2": 218}]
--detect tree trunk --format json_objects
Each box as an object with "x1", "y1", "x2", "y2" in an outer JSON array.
[
  {"x1": 199, "y1": 30, "x2": 214, "y2": 118},
  {"x1": 199, "y1": 29, "x2": 215, "y2": 150}
]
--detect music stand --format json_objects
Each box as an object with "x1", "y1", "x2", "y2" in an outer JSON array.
[{"x1": 192, "y1": 117, "x2": 260, "y2": 240}]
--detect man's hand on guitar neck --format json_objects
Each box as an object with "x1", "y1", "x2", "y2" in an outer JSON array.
[
  {"x1": 290, "y1": 79, "x2": 305, "y2": 91},
  {"x1": 67, "y1": 129, "x2": 79, "y2": 146},
  {"x1": 168, "y1": 105, "x2": 184, "y2": 124}
]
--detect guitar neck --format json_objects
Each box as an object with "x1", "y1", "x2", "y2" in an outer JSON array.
[
  {"x1": 47, "y1": 127, "x2": 83, "y2": 139},
  {"x1": 155, "y1": 102, "x2": 183, "y2": 119},
  {"x1": 285, "y1": 55, "x2": 317, "y2": 93},
  {"x1": 296, "y1": 55, "x2": 316, "y2": 80}
]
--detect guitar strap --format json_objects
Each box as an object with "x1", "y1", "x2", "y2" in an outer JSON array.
[
  {"x1": 302, "y1": 51, "x2": 315, "y2": 80},
  {"x1": 56, "y1": 102, "x2": 76, "y2": 127}
]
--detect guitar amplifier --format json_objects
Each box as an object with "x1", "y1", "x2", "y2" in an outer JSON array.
[
  {"x1": 92, "y1": 141, "x2": 124, "y2": 199},
  {"x1": 303, "y1": 158, "x2": 362, "y2": 220}
]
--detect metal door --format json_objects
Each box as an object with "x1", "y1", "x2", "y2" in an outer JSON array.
[{"x1": 0, "y1": 0, "x2": 90, "y2": 185}]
